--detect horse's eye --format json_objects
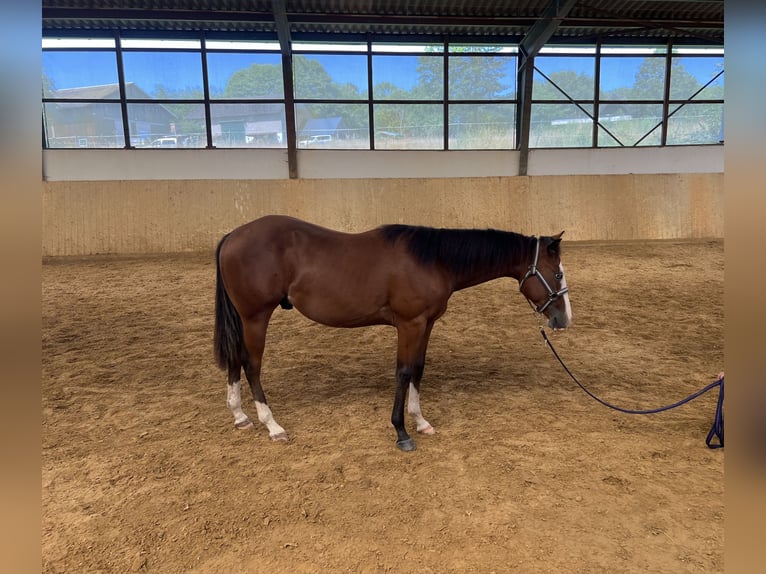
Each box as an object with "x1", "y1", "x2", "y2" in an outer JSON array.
[{"x1": 554, "y1": 272, "x2": 563, "y2": 280}]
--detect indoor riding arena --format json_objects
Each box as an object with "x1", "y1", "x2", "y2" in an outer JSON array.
[{"x1": 42, "y1": 2, "x2": 724, "y2": 573}]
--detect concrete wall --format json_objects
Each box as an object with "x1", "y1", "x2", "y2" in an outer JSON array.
[
  {"x1": 42, "y1": 145, "x2": 724, "y2": 181},
  {"x1": 42, "y1": 171, "x2": 723, "y2": 256}
]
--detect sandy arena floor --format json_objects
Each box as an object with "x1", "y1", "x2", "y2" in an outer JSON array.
[{"x1": 42, "y1": 239, "x2": 723, "y2": 573}]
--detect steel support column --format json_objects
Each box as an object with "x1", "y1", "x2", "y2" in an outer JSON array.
[
  {"x1": 272, "y1": 0, "x2": 298, "y2": 178},
  {"x1": 516, "y1": 0, "x2": 577, "y2": 175}
]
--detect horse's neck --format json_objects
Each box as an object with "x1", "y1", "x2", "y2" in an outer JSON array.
[
  {"x1": 451, "y1": 253, "x2": 529, "y2": 292},
  {"x1": 445, "y1": 232, "x2": 534, "y2": 291}
]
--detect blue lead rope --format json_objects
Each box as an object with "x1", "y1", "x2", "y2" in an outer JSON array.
[{"x1": 539, "y1": 327, "x2": 724, "y2": 449}]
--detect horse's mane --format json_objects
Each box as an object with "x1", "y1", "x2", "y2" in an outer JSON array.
[{"x1": 379, "y1": 224, "x2": 533, "y2": 277}]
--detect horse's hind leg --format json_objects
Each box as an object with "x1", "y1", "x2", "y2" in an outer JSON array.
[
  {"x1": 227, "y1": 369, "x2": 254, "y2": 430},
  {"x1": 242, "y1": 312, "x2": 288, "y2": 441}
]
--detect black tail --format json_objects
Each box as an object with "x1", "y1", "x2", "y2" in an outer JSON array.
[{"x1": 214, "y1": 234, "x2": 244, "y2": 373}]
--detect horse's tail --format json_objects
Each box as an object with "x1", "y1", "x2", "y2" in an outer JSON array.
[{"x1": 214, "y1": 234, "x2": 244, "y2": 373}]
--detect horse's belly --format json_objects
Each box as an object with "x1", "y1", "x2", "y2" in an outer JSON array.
[{"x1": 287, "y1": 281, "x2": 393, "y2": 328}]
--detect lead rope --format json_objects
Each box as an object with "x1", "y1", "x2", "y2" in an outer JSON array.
[{"x1": 538, "y1": 326, "x2": 724, "y2": 449}]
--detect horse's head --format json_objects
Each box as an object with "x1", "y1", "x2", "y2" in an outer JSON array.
[{"x1": 518, "y1": 232, "x2": 572, "y2": 330}]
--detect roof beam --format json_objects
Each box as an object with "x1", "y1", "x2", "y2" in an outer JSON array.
[{"x1": 520, "y1": 0, "x2": 578, "y2": 59}]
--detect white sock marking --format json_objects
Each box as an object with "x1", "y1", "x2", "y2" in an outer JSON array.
[
  {"x1": 407, "y1": 383, "x2": 434, "y2": 433},
  {"x1": 255, "y1": 401, "x2": 287, "y2": 438},
  {"x1": 226, "y1": 381, "x2": 250, "y2": 425}
]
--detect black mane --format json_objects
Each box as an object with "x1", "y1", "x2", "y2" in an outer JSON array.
[{"x1": 380, "y1": 224, "x2": 533, "y2": 278}]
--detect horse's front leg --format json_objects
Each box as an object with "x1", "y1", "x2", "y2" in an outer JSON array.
[
  {"x1": 392, "y1": 319, "x2": 433, "y2": 451},
  {"x1": 408, "y1": 380, "x2": 435, "y2": 435}
]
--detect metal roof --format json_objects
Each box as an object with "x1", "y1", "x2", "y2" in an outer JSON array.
[{"x1": 42, "y1": 0, "x2": 723, "y2": 46}]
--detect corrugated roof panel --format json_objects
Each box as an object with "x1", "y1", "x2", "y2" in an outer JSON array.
[{"x1": 42, "y1": 0, "x2": 723, "y2": 45}]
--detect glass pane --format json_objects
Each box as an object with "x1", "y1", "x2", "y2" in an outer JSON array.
[
  {"x1": 210, "y1": 103, "x2": 286, "y2": 148},
  {"x1": 667, "y1": 103, "x2": 723, "y2": 145},
  {"x1": 207, "y1": 52, "x2": 283, "y2": 99},
  {"x1": 371, "y1": 43, "x2": 443, "y2": 53},
  {"x1": 292, "y1": 42, "x2": 367, "y2": 52},
  {"x1": 373, "y1": 104, "x2": 443, "y2": 149},
  {"x1": 449, "y1": 104, "x2": 515, "y2": 149},
  {"x1": 293, "y1": 54, "x2": 368, "y2": 99},
  {"x1": 670, "y1": 57, "x2": 724, "y2": 100},
  {"x1": 449, "y1": 55, "x2": 516, "y2": 100},
  {"x1": 296, "y1": 103, "x2": 369, "y2": 148},
  {"x1": 600, "y1": 56, "x2": 666, "y2": 100},
  {"x1": 127, "y1": 103, "x2": 206, "y2": 147},
  {"x1": 120, "y1": 39, "x2": 200, "y2": 49},
  {"x1": 43, "y1": 38, "x2": 115, "y2": 49},
  {"x1": 533, "y1": 56, "x2": 595, "y2": 101},
  {"x1": 539, "y1": 46, "x2": 597, "y2": 55},
  {"x1": 373, "y1": 55, "x2": 443, "y2": 100},
  {"x1": 121, "y1": 52, "x2": 204, "y2": 99},
  {"x1": 672, "y1": 47, "x2": 724, "y2": 56},
  {"x1": 597, "y1": 104, "x2": 663, "y2": 146},
  {"x1": 530, "y1": 103, "x2": 593, "y2": 147},
  {"x1": 600, "y1": 46, "x2": 666, "y2": 55},
  {"x1": 449, "y1": 44, "x2": 517, "y2": 54},
  {"x1": 206, "y1": 40, "x2": 280, "y2": 51},
  {"x1": 42, "y1": 51, "x2": 119, "y2": 98},
  {"x1": 43, "y1": 102, "x2": 124, "y2": 148}
]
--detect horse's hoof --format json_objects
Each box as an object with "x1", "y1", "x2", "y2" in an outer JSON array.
[
  {"x1": 234, "y1": 419, "x2": 254, "y2": 430},
  {"x1": 417, "y1": 425, "x2": 435, "y2": 435},
  {"x1": 396, "y1": 438, "x2": 416, "y2": 452},
  {"x1": 270, "y1": 432, "x2": 289, "y2": 442}
]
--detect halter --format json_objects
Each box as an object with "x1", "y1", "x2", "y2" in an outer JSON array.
[{"x1": 518, "y1": 237, "x2": 569, "y2": 314}]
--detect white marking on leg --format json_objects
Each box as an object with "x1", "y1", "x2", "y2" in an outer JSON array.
[
  {"x1": 559, "y1": 264, "x2": 573, "y2": 325},
  {"x1": 408, "y1": 383, "x2": 434, "y2": 434},
  {"x1": 255, "y1": 401, "x2": 287, "y2": 440},
  {"x1": 226, "y1": 381, "x2": 250, "y2": 426}
]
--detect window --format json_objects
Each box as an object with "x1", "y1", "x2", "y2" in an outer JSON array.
[
  {"x1": 448, "y1": 45, "x2": 517, "y2": 149},
  {"x1": 42, "y1": 34, "x2": 722, "y2": 150},
  {"x1": 370, "y1": 45, "x2": 444, "y2": 149},
  {"x1": 532, "y1": 49, "x2": 596, "y2": 147},
  {"x1": 42, "y1": 38, "x2": 123, "y2": 148},
  {"x1": 292, "y1": 46, "x2": 370, "y2": 149},
  {"x1": 529, "y1": 45, "x2": 723, "y2": 147}
]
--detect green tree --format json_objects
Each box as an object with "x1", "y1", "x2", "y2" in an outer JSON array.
[
  {"x1": 412, "y1": 55, "x2": 443, "y2": 100},
  {"x1": 534, "y1": 70, "x2": 594, "y2": 101},
  {"x1": 291, "y1": 56, "x2": 368, "y2": 132},
  {"x1": 450, "y1": 58, "x2": 511, "y2": 99},
  {"x1": 532, "y1": 70, "x2": 595, "y2": 128},
  {"x1": 224, "y1": 63, "x2": 284, "y2": 98},
  {"x1": 629, "y1": 57, "x2": 700, "y2": 101},
  {"x1": 293, "y1": 55, "x2": 367, "y2": 100}
]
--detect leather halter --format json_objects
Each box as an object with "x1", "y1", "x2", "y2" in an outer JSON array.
[{"x1": 518, "y1": 237, "x2": 569, "y2": 314}]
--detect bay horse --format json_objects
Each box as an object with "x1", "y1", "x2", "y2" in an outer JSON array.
[{"x1": 214, "y1": 215, "x2": 572, "y2": 451}]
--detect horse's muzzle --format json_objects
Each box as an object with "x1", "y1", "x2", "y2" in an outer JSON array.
[{"x1": 548, "y1": 314, "x2": 570, "y2": 331}]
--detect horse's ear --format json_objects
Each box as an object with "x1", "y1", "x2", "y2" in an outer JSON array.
[{"x1": 547, "y1": 231, "x2": 564, "y2": 255}]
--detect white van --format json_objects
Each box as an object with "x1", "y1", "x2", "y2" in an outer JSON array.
[
  {"x1": 307, "y1": 134, "x2": 332, "y2": 145},
  {"x1": 151, "y1": 137, "x2": 179, "y2": 148}
]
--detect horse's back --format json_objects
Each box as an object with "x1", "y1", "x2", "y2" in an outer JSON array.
[
  {"x1": 219, "y1": 216, "x2": 384, "y2": 310},
  {"x1": 229, "y1": 214, "x2": 325, "y2": 241}
]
